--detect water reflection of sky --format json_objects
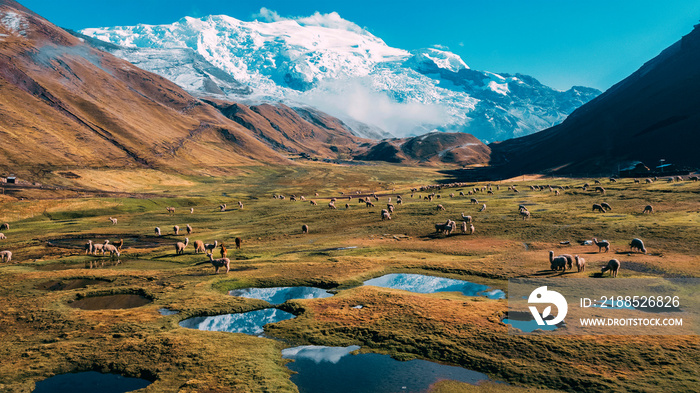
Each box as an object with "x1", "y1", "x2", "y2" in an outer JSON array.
[
  {"x1": 158, "y1": 308, "x2": 179, "y2": 316},
  {"x1": 179, "y1": 308, "x2": 295, "y2": 336},
  {"x1": 229, "y1": 286, "x2": 333, "y2": 305},
  {"x1": 282, "y1": 345, "x2": 490, "y2": 393},
  {"x1": 364, "y1": 273, "x2": 505, "y2": 299},
  {"x1": 503, "y1": 318, "x2": 559, "y2": 333}
]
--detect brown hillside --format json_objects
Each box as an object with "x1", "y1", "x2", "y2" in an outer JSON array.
[
  {"x1": 204, "y1": 99, "x2": 370, "y2": 158},
  {"x1": 355, "y1": 132, "x2": 490, "y2": 166},
  {"x1": 0, "y1": 0, "x2": 286, "y2": 173}
]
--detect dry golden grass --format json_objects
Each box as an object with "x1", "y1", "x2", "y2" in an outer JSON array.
[{"x1": 0, "y1": 167, "x2": 698, "y2": 392}]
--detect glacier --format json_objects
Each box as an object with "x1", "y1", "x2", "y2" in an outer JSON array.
[{"x1": 80, "y1": 11, "x2": 600, "y2": 142}]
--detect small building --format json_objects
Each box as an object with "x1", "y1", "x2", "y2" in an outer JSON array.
[{"x1": 6, "y1": 176, "x2": 16, "y2": 184}]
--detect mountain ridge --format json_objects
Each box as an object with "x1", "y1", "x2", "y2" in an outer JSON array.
[{"x1": 79, "y1": 12, "x2": 600, "y2": 141}]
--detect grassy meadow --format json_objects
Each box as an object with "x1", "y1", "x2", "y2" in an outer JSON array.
[{"x1": 0, "y1": 163, "x2": 698, "y2": 392}]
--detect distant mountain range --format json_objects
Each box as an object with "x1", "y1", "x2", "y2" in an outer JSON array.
[
  {"x1": 78, "y1": 13, "x2": 600, "y2": 142},
  {"x1": 0, "y1": 0, "x2": 491, "y2": 173},
  {"x1": 2, "y1": 0, "x2": 696, "y2": 178},
  {"x1": 487, "y1": 24, "x2": 700, "y2": 177}
]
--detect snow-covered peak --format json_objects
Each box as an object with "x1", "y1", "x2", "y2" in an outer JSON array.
[
  {"x1": 82, "y1": 12, "x2": 409, "y2": 96},
  {"x1": 80, "y1": 9, "x2": 600, "y2": 141},
  {"x1": 409, "y1": 48, "x2": 469, "y2": 73}
]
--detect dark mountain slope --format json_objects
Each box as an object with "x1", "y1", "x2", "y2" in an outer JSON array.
[{"x1": 489, "y1": 25, "x2": 700, "y2": 176}]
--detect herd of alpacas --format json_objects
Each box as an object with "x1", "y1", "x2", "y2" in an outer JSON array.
[{"x1": 0, "y1": 175, "x2": 692, "y2": 276}]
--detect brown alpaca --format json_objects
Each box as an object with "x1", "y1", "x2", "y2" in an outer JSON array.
[
  {"x1": 115, "y1": 239, "x2": 124, "y2": 252},
  {"x1": 235, "y1": 237, "x2": 242, "y2": 249},
  {"x1": 220, "y1": 244, "x2": 227, "y2": 258}
]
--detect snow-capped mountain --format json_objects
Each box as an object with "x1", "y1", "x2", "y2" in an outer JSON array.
[{"x1": 80, "y1": 11, "x2": 600, "y2": 142}]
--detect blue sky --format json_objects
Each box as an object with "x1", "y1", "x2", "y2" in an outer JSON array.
[{"x1": 20, "y1": 0, "x2": 700, "y2": 91}]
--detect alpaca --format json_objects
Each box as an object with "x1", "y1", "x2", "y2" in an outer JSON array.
[
  {"x1": 600, "y1": 202, "x2": 612, "y2": 211},
  {"x1": 595, "y1": 186, "x2": 606, "y2": 194},
  {"x1": 345, "y1": 203, "x2": 350, "y2": 209},
  {"x1": 204, "y1": 240, "x2": 218, "y2": 255},
  {"x1": 175, "y1": 238, "x2": 189, "y2": 255},
  {"x1": 365, "y1": 201, "x2": 375, "y2": 207},
  {"x1": 235, "y1": 237, "x2": 242, "y2": 249},
  {"x1": 310, "y1": 200, "x2": 318, "y2": 206},
  {"x1": 575, "y1": 255, "x2": 586, "y2": 273},
  {"x1": 108, "y1": 217, "x2": 117, "y2": 225},
  {"x1": 601, "y1": 259, "x2": 620, "y2": 277},
  {"x1": 629, "y1": 238, "x2": 647, "y2": 254},
  {"x1": 186, "y1": 224, "x2": 192, "y2": 235},
  {"x1": 0, "y1": 250, "x2": 12, "y2": 263},
  {"x1": 471, "y1": 198, "x2": 478, "y2": 204},
  {"x1": 220, "y1": 204, "x2": 226, "y2": 212},
  {"x1": 461, "y1": 213, "x2": 472, "y2": 223},
  {"x1": 548, "y1": 251, "x2": 567, "y2": 271},
  {"x1": 436, "y1": 204, "x2": 445, "y2": 211},
  {"x1": 84, "y1": 240, "x2": 93, "y2": 254},
  {"x1": 0, "y1": 223, "x2": 8, "y2": 230},
  {"x1": 92, "y1": 241, "x2": 106, "y2": 255},
  {"x1": 115, "y1": 239, "x2": 124, "y2": 252},
  {"x1": 238, "y1": 201, "x2": 243, "y2": 209},
  {"x1": 190, "y1": 207, "x2": 194, "y2": 214},
  {"x1": 173, "y1": 225, "x2": 180, "y2": 235},
  {"x1": 302, "y1": 224, "x2": 309, "y2": 234},
  {"x1": 560, "y1": 254, "x2": 575, "y2": 270},
  {"x1": 592, "y1": 204, "x2": 605, "y2": 213},
  {"x1": 520, "y1": 210, "x2": 531, "y2": 220},
  {"x1": 220, "y1": 244, "x2": 228, "y2": 259},
  {"x1": 329, "y1": 201, "x2": 337, "y2": 209},
  {"x1": 642, "y1": 205, "x2": 653, "y2": 214},
  {"x1": 208, "y1": 254, "x2": 230, "y2": 274},
  {"x1": 479, "y1": 204, "x2": 486, "y2": 212},
  {"x1": 0, "y1": 233, "x2": 5, "y2": 240},
  {"x1": 102, "y1": 241, "x2": 120, "y2": 258},
  {"x1": 155, "y1": 227, "x2": 161, "y2": 236},
  {"x1": 469, "y1": 223, "x2": 475, "y2": 235},
  {"x1": 166, "y1": 207, "x2": 175, "y2": 213},
  {"x1": 194, "y1": 240, "x2": 206, "y2": 254},
  {"x1": 381, "y1": 209, "x2": 391, "y2": 220},
  {"x1": 592, "y1": 238, "x2": 610, "y2": 252}
]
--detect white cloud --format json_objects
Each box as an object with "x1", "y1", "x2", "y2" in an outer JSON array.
[
  {"x1": 252, "y1": 7, "x2": 367, "y2": 35},
  {"x1": 297, "y1": 77, "x2": 450, "y2": 137}
]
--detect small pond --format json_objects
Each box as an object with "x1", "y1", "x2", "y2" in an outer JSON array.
[
  {"x1": 69, "y1": 294, "x2": 152, "y2": 310},
  {"x1": 364, "y1": 273, "x2": 505, "y2": 299},
  {"x1": 158, "y1": 308, "x2": 179, "y2": 316},
  {"x1": 33, "y1": 371, "x2": 152, "y2": 393},
  {"x1": 179, "y1": 308, "x2": 295, "y2": 336},
  {"x1": 282, "y1": 345, "x2": 490, "y2": 393},
  {"x1": 228, "y1": 287, "x2": 334, "y2": 305},
  {"x1": 502, "y1": 311, "x2": 560, "y2": 333}
]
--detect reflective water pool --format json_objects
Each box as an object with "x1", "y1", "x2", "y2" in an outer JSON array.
[
  {"x1": 33, "y1": 371, "x2": 152, "y2": 393},
  {"x1": 282, "y1": 345, "x2": 490, "y2": 393},
  {"x1": 364, "y1": 273, "x2": 505, "y2": 299},
  {"x1": 228, "y1": 286, "x2": 334, "y2": 305},
  {"x1": 179, "y1": 308, "x2": 295, "y2": 336}
]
